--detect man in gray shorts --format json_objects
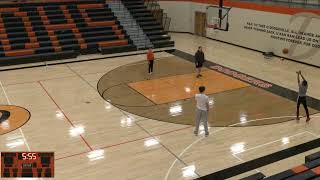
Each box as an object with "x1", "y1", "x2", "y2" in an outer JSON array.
[
  {"x1": 194, "y1": 86, "x2": 209, "y2": 137},
  {"x1": 296, "y1": 71, "x2": 310, "y2": 122}
]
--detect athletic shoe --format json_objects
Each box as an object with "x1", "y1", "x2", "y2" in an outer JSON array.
[{"x1": 306, "y1": 117, "x2": 311, "y2": 122}]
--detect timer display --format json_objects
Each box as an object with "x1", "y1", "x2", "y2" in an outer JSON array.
[
  {"x1": 22, "y1": 153, "x2": 37, "y2": 160},
  {"x1": 1, "y1": 152, "x2": 54, "y2": 178}
]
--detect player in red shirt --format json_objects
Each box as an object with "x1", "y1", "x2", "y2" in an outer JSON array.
[{"x1": 147, "y1": 48, "x2": 154, "y2": 74}]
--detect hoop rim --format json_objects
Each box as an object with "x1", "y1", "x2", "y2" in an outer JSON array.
[{"x1": 207, "y1": 24, "x2": 219, "y2": 29}]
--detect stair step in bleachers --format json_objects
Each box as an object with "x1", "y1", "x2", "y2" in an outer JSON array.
[
  {"x1": 121, "y1": 0, "x2": 174, "y2": 49},
  {"x1": 149, "y1": 34, "x2": 171, "y2": 41},
  {"x1": 0, "y1": 0, "x2": 136, "y2": 66}
]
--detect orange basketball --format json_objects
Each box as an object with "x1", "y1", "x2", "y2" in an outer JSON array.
[{"x1": 282, "y1": 48, "x2": 289, "y2": 54}]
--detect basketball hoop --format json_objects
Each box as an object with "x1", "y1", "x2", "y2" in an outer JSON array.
[
  {"x1": 206, "y1": 16, "x2": 220, "y2": 31},
  {"x1": 206, "y1": 6, "x2": 231, "y2": 31},
  {"x1": 207, "y1": 24, "x2": 219, "y2": 30}
]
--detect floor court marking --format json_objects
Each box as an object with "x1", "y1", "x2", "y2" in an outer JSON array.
[
  {"x1": 38, "y1": 81, "x2": 93, "y2": 151},
  {"x1": 102, "y1": 81, "x2": 234, "y2": 107},
  {"x1": 3, "y1": 54, "x2": 167, "y2": 87},
  {"x1": 62, "y1": 64, "x2": 196, "y2": 174},
  {"x1": 164, "y1": 127, "x2": 226, "y2": 180},
  {"x1": 3, "y1": 58, "x2": 163, "y2": 89},
  {"x1": 306, "y1": 131, "x2": 320, "y2": 138},
  {"x1": 55, "y1": 125, "x2": 193, "y2": 161},
  {"x1": 1, "y1": 60, "x2": 318, "y2": 178},
  {"x1": 53, "y1": 116, "x2": 320, "y2": 161},
  {"x1": 135, "y1": 120, "x2": 202, "y2": 177},
  {"x1": 3, "y1": 70, "x2": 110, "y2": 87},
  {"x1": 65, "y1": 63, "x2": 200, "y2": 175},
  {"x1": 229, "y1": 131, "x2": 310, "y2": 175},
  {"x1": 5, "y1": 60, "x2": 316, "y2": 170},
  {"x1": 0, "y1": 81, "x2": 44, "y2": 180},
  {"x1": 0, "y1": 81, "x2": 31, "y2": 152},
  {"x1": 163, "y1": 115, "x2": 317, "y2": 180},
  {"x1": 228, "y1": 131, "x2": 311, "y2": 175},
  {"x1": 233, "y1": 131, "x2": 309, "y2": 156}
]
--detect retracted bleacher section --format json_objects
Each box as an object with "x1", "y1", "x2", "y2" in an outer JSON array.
[
  {"x1": 240, "y1": 151, "x2": 320, "y2": 180},
  {"x1": 121, "y1": 0, "x2": 174, "y2": 48},
  {"x1": 0, "y1": 0, "x2": 136, "y2": 66}
]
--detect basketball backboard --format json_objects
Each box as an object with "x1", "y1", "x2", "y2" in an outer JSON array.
[{"x1": 206, "y1": 5, "x2": 231, "y2": 31}]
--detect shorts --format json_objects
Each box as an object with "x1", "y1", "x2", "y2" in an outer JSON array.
[
  {"x1": 297, "y1": 96, "x2": 307, "y2": 106},
  {"x1": 196, "y1": 63, "x2": 203, "y2": 68}
]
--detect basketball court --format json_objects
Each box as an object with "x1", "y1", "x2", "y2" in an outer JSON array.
[{"x1": 0, "y1": 33, "x2": 320, "y2": 179}]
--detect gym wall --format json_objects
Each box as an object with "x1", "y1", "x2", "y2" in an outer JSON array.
[{"x1": 159, "y1": 0, "x2": 320, "y2": 67}]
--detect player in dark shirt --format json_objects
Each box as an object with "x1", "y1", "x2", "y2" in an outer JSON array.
[
  {"x1": 195, "y1": 46, "x2": 205, "y2": 78},
  {"x1": 296, "y1": 70, "x2": 310, "y2": 122}
]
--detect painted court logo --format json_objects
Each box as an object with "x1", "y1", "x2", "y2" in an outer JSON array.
[
  {"x1": 210, "y1": 65, "x2": 273, "y2": 88},
  {"x1": 0, "y1": 105, "x2": 30, "y2": 135}
]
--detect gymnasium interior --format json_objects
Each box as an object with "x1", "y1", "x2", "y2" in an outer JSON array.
[{"x1": 1, "y1": 0, "x2": 320, "y2": 179}]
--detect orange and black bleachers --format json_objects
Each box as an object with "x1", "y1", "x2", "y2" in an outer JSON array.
[
  {"x1": 0, "y1": 0, "x2": 136, "y2": 65},
  {"x1": 240, "y1": 151, "x2": 320, "y2": 180},
  {"x1": 121, "y1": 0, "x2": 174, "y2": 48}
]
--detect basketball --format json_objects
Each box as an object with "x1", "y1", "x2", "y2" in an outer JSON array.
[{"x1": 282, "y1": 48, "x2": 289, "y2": 54}]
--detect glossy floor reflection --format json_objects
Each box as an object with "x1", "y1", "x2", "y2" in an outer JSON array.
[
  {"x1": 98, "y1": 56, "x2": 318, "y2": 127},
  {"x1": 128, "y1": 70, "x2": 249, "y2": 104}
]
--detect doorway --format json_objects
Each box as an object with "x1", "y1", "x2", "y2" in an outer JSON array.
[{"x1": 194, "y1": 11, "x2": 206, "y2": 36}]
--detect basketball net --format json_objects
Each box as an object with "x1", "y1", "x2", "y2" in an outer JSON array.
[{"x1": 206, "y1": 17, "x2": 220, "y2": 31}]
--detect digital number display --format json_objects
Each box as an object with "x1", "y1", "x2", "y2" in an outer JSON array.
[
  {"x1": 22, "y1": 153, "x2": 37, "y2": 160},
  {"x1": 1, "y1": 152, "x2": 54, "y2": 178}
]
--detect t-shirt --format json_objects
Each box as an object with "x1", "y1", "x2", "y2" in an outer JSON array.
[
  {"x1": 195, "y1": 51, "x2": 205, "y2": 64},
  {"x1": 299, "y1": 84, "x2": 308, "y2": 97},
  {"x1": 147, "y1": 51, "x2": 154, "y2": 61},
  {"x1": 195, "y1": 93, "x2": 209, "y2": 111}
]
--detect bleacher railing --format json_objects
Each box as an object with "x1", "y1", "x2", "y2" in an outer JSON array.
[
  {"x1": 145, "y1": 0, "x2": 171, "y2": 32},
  {"x1": 111, "y1": 0, "x2": 151, "y2": 49}
]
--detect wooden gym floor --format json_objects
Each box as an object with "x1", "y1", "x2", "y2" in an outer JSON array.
[
  {"x1": 0, "y1": 33, "x2": 320, "y2": 179},
  {"x1": 98, "y1": 56, "x2": 317, "y2": 127}
]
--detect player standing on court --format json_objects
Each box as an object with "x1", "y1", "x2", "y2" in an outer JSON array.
[
  {"x1": 194, "y1": 86, "x2": 209, "y2": 137},
  {"x1": 147, "y1": 48, "x2": 154, "y2": 74},
  {"x1": 195, "y1": 46, "x2": 205, "y2": 78},
  {"x1": 296, "y1": 71, "x2": 310, "y2": 122}
]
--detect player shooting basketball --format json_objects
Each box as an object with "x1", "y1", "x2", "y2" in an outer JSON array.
[{"x1": 296, "y1": 70, "x2": 310, "y2": 122}]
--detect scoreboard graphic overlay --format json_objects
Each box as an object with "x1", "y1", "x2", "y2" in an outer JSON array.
[{"x1": 1, "y1": 152, "x2": 54, "y2": 178}]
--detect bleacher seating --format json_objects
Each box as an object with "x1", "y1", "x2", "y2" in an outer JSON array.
[
  {"x1": 121, "y1": 0, "x2": 174, "y2": 48},
  {"x1": 241, "y1": 151, "x2": 320, "y2": 180},
  {"x1": 0, "y1": 0, "x2": 136, "y2": 65}
]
